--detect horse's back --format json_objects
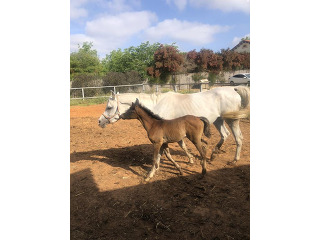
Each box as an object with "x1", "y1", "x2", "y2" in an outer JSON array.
[{"x1": 152, "y1": 87, "x2": 243, "y2": 122}]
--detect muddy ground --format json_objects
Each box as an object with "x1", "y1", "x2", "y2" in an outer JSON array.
[{"x1": 70, "y1": 103, "x2": 250, "y2": 240}]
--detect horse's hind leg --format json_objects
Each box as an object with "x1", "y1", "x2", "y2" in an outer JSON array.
[
  {"x1": 225, "y1": 119, "x2": 243, "y2": 163},
  {"x1": 211, "y1": 117, "x2": 230, "y2": 160},
  {"x1": 178, "y1": 140, "x2": 195, "y2": 164},
  {"x1": 145, "y1": 143, "x2": 164, "y2": 181},
  {"x1": 163, "y1": 145, "x2": 183, "y2": 175}
]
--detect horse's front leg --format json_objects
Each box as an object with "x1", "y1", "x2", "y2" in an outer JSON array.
[{"x1": 145, "y1": 143, "x2": 164, "y2": 181}]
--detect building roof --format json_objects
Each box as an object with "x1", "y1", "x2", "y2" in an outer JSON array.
[{"x1": 231, "y1": 39, "x2": 250, "y2": 52}]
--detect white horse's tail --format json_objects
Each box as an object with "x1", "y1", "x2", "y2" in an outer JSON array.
[
  {"x1": 222, "y1": 109, "x2": 250, "y2": 120},
  {"x1": 235, "y1": 86, "x2": 250, "y2": 109},
  {"x1": 222, "y1": 86, "x2": 250, "y2": 120}
]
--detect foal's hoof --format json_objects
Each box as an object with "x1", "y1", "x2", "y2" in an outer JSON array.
[
  {"x1": 202, "y1": 169, "x2": 207, "y2": 175},
  {"x1": 188, "y1": 158, "x2": 195, "y2": 164}
]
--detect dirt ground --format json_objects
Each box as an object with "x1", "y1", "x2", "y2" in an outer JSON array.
[{"x1": 70, "y1": 103, "x2": 250, "y2": 240}]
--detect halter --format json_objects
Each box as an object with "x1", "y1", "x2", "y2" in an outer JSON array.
[{"x1": 101, "y1": 95, "x2": 121, "y2": 123}]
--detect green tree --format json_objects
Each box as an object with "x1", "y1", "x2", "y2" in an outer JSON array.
[
  {"x1": 102, "y1": 41, "x2": 161, "y2": 80},
  {"x1": 70, "y1": 42, "x2": 101, "y2": 79}
]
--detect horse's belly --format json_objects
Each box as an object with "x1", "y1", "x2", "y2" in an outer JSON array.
[{"x1": 163, "y1": 133, "x2": 185, "y2": 143}]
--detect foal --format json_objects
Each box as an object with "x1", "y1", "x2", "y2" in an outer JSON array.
[{"x1": 120, "y1": 99, "x2": 211, "y2": 181}]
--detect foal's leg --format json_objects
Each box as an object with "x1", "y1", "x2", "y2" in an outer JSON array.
[
  {"x1": 211, "y1": 117, "x2": 230, "y2": 161},
  {"x1": 189, "y1": 136, "x2": 207, "y2": 175},
  {"x1": 178, "y1": 140, "x2": 195, "y2": 164},
  {"x1": 145, "y1": 143, "x2": 164, "y2": 181},
  {"x1": 225, "y1": 119, "x2": 243, "y2": 163},
  {"x1": 163, "y1": 145, "x2": 183, "y2": 175}
]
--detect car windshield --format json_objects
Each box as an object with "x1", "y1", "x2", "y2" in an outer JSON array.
[{"x1": 245, "y1": 74, "x2": 250, "y2": 78}]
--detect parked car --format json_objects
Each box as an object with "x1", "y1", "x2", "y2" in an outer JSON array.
[{"x1": 228, "y1": 73, "x2": 250, "y2": 85}]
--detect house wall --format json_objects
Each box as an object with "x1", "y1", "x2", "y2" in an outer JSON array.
[{"x1": 174, "y1": 70, "x2": 250, "y2": 85}]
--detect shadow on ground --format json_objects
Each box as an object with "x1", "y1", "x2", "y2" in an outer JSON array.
[
  {"x1": 71, "y1": 165, "x2": 250, "y2": 240},
  {"x1": 70, "y1": 144, "x2": 201, "y2": 177}
]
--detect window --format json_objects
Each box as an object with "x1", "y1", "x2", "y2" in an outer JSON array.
[{"x1": 234, "y1": 74, "x2": 243, "y2": 78}]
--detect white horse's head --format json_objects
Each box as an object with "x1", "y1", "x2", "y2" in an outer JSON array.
[{"x1": 98, "y1": 92, "x2": 131, "y2": 128}]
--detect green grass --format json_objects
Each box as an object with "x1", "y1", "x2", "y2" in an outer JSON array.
[{"x1": 70, "y1": 97, "x2": 108, "y2": 106}]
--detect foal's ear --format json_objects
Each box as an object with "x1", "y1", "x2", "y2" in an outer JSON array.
[{"x1": 135, "y1": 98, "x2": 140, "y2": 105}]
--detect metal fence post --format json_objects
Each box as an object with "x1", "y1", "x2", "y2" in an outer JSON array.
[
  {"x1": 81, "y1": 88, "x2": 85, "y2": 100},
  {"x1": 113, "y1": 86, "x2": 116, "y2": 94}
]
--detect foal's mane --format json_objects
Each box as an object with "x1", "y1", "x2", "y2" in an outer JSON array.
[{"x1": 135, "y1": 102, "x2": 163, "y2": 120}]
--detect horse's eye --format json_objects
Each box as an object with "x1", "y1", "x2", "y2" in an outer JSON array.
[{"x1": 107, "y1": 107, "x2": 112, "y2": 110}]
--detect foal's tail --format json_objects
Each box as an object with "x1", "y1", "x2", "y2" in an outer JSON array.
[{"x1": 199, "y1": 117, "x2": 211, "y2": 138}]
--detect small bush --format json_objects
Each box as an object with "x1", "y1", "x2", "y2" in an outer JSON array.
[
  {"x1": 192, "y1": 73, "x2": 205, "y2": 82},
  {"x1": 71, "y1": 74, "x2": 104, "y2": 97}
]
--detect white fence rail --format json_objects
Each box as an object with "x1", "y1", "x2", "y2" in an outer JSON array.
[{"x1": 70, "y1": 82, "x2": 236, "y2": 100}]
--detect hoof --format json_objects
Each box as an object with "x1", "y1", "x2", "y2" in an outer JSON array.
[
  {"x1": 144, "y1": 177, "x2": 151, "y2": 182},
  {"x1": 188, "y1": 158, "x2": 195, "y2": 164},
  {"x1": 202, "y1": 169, "x2": 207, "y2": 175},
  {"x1": 227, "y1": 160, "x2": 238, "y2": 165}
]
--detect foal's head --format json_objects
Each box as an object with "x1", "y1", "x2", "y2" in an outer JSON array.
[
  {"x1": 120, "y1": 99, "x2": 163, "y2": 120},
  {"x1": 119, "y1": 100, "x2": 138, "y2": 119}
]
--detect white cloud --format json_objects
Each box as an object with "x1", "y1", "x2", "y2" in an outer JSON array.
[
  {"x1": 165, "y1": 0, "x2": 250, "y2": 13},
  {"x1": 144, "y1": 19, "x2": 230, "y2": 45},
  {"x1": 86, "y1": 11, "x2": 157, "y2": 38},
  {"x1": 70, "y1": 0, "x2": 89, "y2": 20},
  {"x1": 166, "y1": 0, "x2": 188, "y2": 11},
  {"x1": 190, "y1": 0, "x2": 249, "y2": 13},
  {"x1": 70, "y1": 11, "x2": 157, "y2": 57},
  {"x1": 70, "y1": 34, "x2": 95, "y2": 53},
  {"x1": 102, "y1": 0, "x2": 136, "y2": 12},
  {"x1": 71, "y1": 0, "x2": 142, "y2": 20}
]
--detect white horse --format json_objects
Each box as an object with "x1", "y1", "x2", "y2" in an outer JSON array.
[{"x1": 98, "y1": 86, "x2": 250, "y2": 163}]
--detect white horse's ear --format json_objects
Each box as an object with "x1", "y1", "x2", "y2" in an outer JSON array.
[{"x1": 110, "y1": 90, "x2": 115, "y2": 99}]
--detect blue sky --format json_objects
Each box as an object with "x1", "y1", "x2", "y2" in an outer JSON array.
[{"x1": 71, "y1": 0, "x2": 250, "y2": 58}]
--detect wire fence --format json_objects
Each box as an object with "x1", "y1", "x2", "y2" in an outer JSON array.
[{"x1": 70, "y1": 82, "x2": 241, "y2": 100}]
